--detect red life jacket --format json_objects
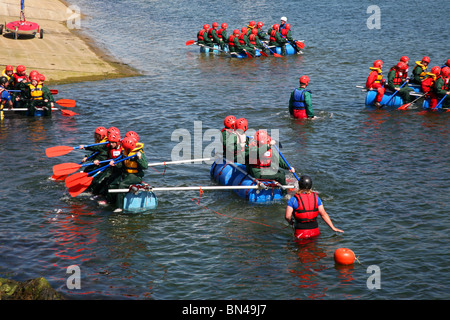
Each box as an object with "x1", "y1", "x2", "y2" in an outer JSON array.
[
  {"x1": 238, "y1": 33, "x2": 246, "y2": 45},
  {"x1": 11, "y1": 73, "x2": 28, "y2": 86},
  {"x1": 281, "y1": 29, "x2": 288, "y2": 37},
  {"x1": 228, "y1": 35, "x2": 236, "y2": 47},
  {"x1": 197, "y1": 29, "x2": 206, "y2": 41},
  {"x1": 269, "y1": 29, "x2": 278, "y2": 42},
  {"x1": 248, "y1": 34, "x2": 257, "y2": 45},
  {"x1": 207, "y1": 28, "x2": 215, "y2": 39},
  {"x1": 252, "y1": 146, "x2": 272, "y2": 168},
  {"x1": 293, "y1": 192, "x2": 319, "y2": 229},
  {"x1": 108, "y1": 143, "x2": 123, "y2": 159},
  {"x1": 440, "y1": 77, "x2": 450, "y2": 90},
  {"x1": 389, "y1": 67, "x2": 406, "y2": 85},
  {"x1": 217, "y1": 28, "x2": 225, "y2": 39}
]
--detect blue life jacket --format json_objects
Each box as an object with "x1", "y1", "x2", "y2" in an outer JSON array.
[{"x1": 292, "y1": 89, "x2": 311, "y2": 110}]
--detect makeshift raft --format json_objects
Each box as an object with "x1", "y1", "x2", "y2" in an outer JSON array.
[
  {"x1": 364, "y1": 84, "x2": 422, "y2": 108},
  {"x1": 199, "y1": 42, "x2": 301, "y2": 58},
  {"x1": 210, "y1": 158, "x2": 297, "y2": 203},
  {"x1": 106, "y1": 157, "x2": 296, "y2": 213}
]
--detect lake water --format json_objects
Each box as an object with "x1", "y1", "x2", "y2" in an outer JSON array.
[{"x1": 0, "y1": 0, "x2": 449, "y2": 302}]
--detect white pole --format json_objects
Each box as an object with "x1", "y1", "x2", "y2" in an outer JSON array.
[
  {"x1": 148, "y1": 157, "x2": 214, "y2": 167},
  {"x1": 108, "y1": 185, "x2": 296, "y2": 193}
]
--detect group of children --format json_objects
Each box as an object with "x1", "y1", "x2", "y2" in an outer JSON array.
[
  {"x1": 366, "y1": 56, "x2": 450, "y2": 109},
  {"x1": 197, "y1": 16, "x2": 302, "y2": 57},
  {"x1": 79, "y1": 126, "x2": 148, "y2": 212},
  {"x1": 1, "y1": 64, "x2": 55, "y2": 116},
  {"x1": 220, "y1": 115, "x2": 296, "y2": 186}
]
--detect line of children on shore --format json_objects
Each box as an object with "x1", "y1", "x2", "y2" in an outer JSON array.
[
  {"x1": 1, "y1": 64, "x2": 55, "y2": 116},
  {"x1": 78, "y1": 126, "x2": 148, "y2": 212},
  {"x1": 220, "y1": 115, "x2": 296, "y2": 187},
  {"x1": 366, "y1": 57, "x2": 450, "y2": 109},
  {"x1": 197, "y1": 17, "x2": 302, "y2": 57}
]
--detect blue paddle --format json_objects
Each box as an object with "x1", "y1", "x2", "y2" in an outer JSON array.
[
  {"x1": 381, "y1": 81, "x2": 407, "y2": 108},
  {"x1": 273, "y1": 144, "x2": 299, "y2": 181},
  {"x1": 433, "y1": 95, "x2": 448, "y2": 110}
]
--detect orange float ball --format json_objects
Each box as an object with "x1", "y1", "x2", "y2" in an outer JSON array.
[{"x1": 334, "y1": 248, "x2": 355, "y2": 265}]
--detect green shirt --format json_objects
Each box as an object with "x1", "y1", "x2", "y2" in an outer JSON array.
[{"x1": 289, "y1": 87, "x2": 314, "y2": 117}]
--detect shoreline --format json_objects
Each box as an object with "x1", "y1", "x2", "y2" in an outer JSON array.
[{"x1": 0, "y1": 0, "x2": 140, "y2": 85}]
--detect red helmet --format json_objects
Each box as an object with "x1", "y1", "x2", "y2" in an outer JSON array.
[
  {"x1": 95, "y1": 126, "x2": 108, "y2": 139},
  {"x1": 108, "y1": 133, "x2": 121, "y2": 143},
  {"x1": 251, "y1": 28, "x2": 258, "y2": 35},
  {"x1": 422, "y1": 56, "x2": 430, "y2": 63},
  {"x1": 221, "y1": 22, "x2": 227, "y2": 29},
  {"x1": 107, "y1": 127, "x2": 121, "y2": 137},
  {"x1": 29, "y1": 70, "x2": 39, "y2": 78},
  {"x1": 285, "y1": 23, "x2": 291, "y2": 30},
  {"x1": 39, "y1": 74, "x2": 45, "y2": 82},
  {"x1": 430, "y1": 66, "x2": 441, "y2": 76},
  {"x1": 400, "y1": 56, "x2": 409, "y2": 63},
  {"x1": 273, "y1": 24, "x2": 279, "y2": 31},
  {"x1": 5, "y1": 65, "x2": 14, "y2": 72},
  {"x1": 224, "y1": 115, "x2": 236, "y2": 129},
  {"x1": 257, "y1": 21, "x2": 263, "y2": 28},
  {"x1": 212, "y1": 22, "x2": 219, "y2": 28},
  {"x1": 241, "y1": 27, "x2": 247, "y2": 34},
  {"x1": 236, "y1": 118, "x2": 248, "y2": 131},
  {"x1": 203, "y1": 24, "x2": 210, "y2": 30},
  {"x1": 300, "y1": 75, "x2": 309, "y2": 86},
  {"x1": 396, "y1": 62, "x2": 408, "y2": 70},
  {"x1": 122, "y1": 137, "x2": 136, "y2": 152},
  {"x1": 16, "y1": 65, "x2": 26, "y2": 74},
  {"x1": 441, "y1": 67, "x2": 450, "y2": 78},
  {"x1": 249, "y1": 21, "x2": 256, "y2": 27},
  {"x1": 255, "y1": 130, "x2": 271, "y2": 145},
  {"x1": 446, "y1": 59, "x2": 450, "y2": 67},
  {"x1": 30, "y1": 75, "x2": 39, "y2": 82},
  {"x1": 125, "y1": 131, "x2": 139, "y2": 142},
  {"x1": 373, "y1": 60, "x2": 383, "y2": 68},
  {"x1": 233, "y1": 29, "x2": 240, "y2": 35}
]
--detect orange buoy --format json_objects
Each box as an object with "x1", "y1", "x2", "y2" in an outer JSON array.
[{"x1": 334, "y1": 248, "x2": 355, "y2": 265}]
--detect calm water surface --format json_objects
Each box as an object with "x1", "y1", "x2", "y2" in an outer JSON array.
[{"x1": 0, "y1": 0, "x2": 449, "y2": 300}]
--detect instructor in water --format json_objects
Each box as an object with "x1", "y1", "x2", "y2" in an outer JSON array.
[{"x1": 285, "y1": 175, "x2": 343, "y2": 239}]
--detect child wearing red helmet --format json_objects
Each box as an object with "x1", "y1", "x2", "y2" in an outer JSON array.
[
  {"x1": 246, "y1": 130, "x2": 295, "y2": 186},
  {"x1": 108, "y1": 136, "x2": 148, "y2": 212}
]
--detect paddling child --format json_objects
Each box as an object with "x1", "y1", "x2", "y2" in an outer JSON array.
[
  {"x1": 268, "y1": 24, "x2": 287, "y2": 55},
  {"x1": 207, "y1": 22, "x2": 221, "y2": 47},
  {"x1": 0, "y1": 77, "x2": 13, "y2": 111},
  {"x1": 221, "y1": 115, "x2": 236, "y2": 159},
  {"x1": 432, "y1": 66, "x2": 450, "y2": 109},
  {"x1": 280, "y1": 24, "x2": 301, "y2": 53},
  {"x1": 225, "y1": 117, "x2": 249, "y2": 164},
  {"x1": 90, "y1": 131, "x2": 123, "y2": 196},
  {"x1": 108, "y1": 137, "x2": 148, "y2": 213},
  {"x1": 23, "y1": 75, "x2": 52, "y2": 116},
  {"x1": 39, "y1": 74, "x2": 55, "y2": 110},
  {"x1": 248, "y1": 28, "x2": 265, "y2": 53},
  {"x1": 387, "y1": 62, "x2": 414, "y2": 104},
  {"x1": 411, "y1": 56, "x2": 430, "y2": 85},
  {"x1": 197, "y1": 24, "x2": 213, "y2": 48},
  {"x1": 289, "y1": 75, "x2": 315, "y2": 119},
  {"x1": 217, "y1": 23, "x2": 229, "y2": 50},
  {"x1": 238, "y1": 27, "x2": 256, "y2": 57},
  {"x1": 246, "y1": 130, "x2": 295, "y2": 186},
  {"x1": 2, "y1": 65, "x2": 14, "y2": 81},
  {"x1": 421, "y1": 66, "x2": 441, "y2": 109},
  {"x1": 366, "y1": 60, "x2": 386, "y2": 108},
  {"x1": 285, "y1": 175, "x2": 343, "y2": 240},
  {"x1": 79, "y1": 126, "x2": 109, "y2": 173}
]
